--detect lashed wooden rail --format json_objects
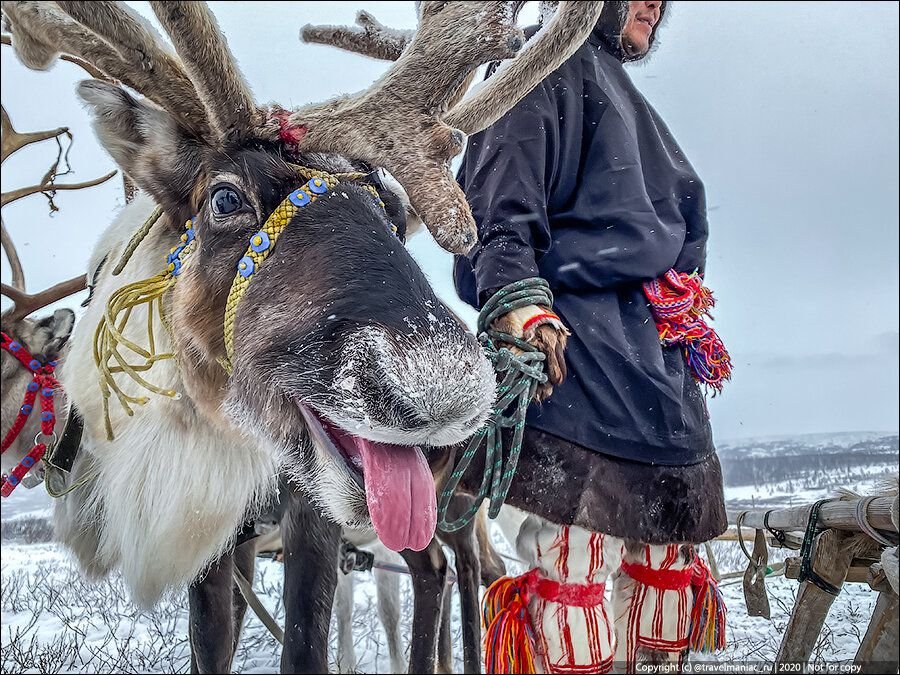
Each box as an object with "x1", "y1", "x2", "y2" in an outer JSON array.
[
  {"x1": 727, "y1": 497, "x2": 895, "y2": 533},
  {"x1": 721, "y1": 495, "x2": 898, "y2": 672}
]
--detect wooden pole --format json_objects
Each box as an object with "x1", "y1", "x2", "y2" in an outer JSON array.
[
  {"x1": 854, "y1": 591, "x2": 899, "y2": 673},
  {"x1": 775, "y1": 529, "x2": 855, "y2": 666},
  {"x1": 783, "y1": 557, "x2": 880, "y2": 584},
  {"x1": 728, "y1": 497, "x2": 896, "y2": 534}
]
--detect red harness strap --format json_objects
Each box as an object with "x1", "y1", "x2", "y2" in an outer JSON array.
[{"x1": 1, "y1": 331, "x2": 59, "y2": 497}]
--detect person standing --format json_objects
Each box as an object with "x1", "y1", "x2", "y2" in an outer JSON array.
[{"x1": 454, "y1": 2, "x2": 731, "y2": 671}]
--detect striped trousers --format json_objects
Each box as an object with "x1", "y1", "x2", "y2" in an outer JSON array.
[{"x1": 515, "y1": 515, "x2": 697, "y2": 674}]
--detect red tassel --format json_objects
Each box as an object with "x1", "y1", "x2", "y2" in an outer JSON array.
[
  {"x1": 643, "y1": 270, "x2": 732, "y2": 393},
  {"x1": 483, "y1": 573, "x2": 539, "y2": 674},
  {"x1": 688, "y1": 558, "x2": 727, "y2": 652}
]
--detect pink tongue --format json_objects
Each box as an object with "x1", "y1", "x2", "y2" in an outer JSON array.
[{"x1": 353, "y1": 437, "x2": 436, "y2": 552}]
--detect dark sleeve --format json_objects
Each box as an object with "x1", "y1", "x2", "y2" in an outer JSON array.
[
  {"x1": 673, "y1": 181, "x2": 710, "y2": 278},
  {"x1": 458, "y1": 79, "x2": 560, "y2": 303}
]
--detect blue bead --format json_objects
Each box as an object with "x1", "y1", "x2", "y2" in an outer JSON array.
[
  {"x1": 48, "y1": 360, "x2": 57, "y2": 367},
  {"x1": 41, "y1": 412, "x2": 54, "y2": 422},
  {"x1": 9, "y1": 341, "x2": 20, "y2": 352},
  {"x1": 289, "y1": 189, "x2": 311, "y2": 207},
  {"x1": 249, "y1": 231, "x2": 270, "y2": 253},
  {"x1": 307, "y1": 178, "x2": 328, "y2": 195},
  {"x1": 20, "y1": 405, "x2": 33, "y2": 415},
  {"x1": 238, "y1": 256, "x2": 255, "y2": 278},
  {"x1": 170, "y1": 259, "x2": 183, "y2": 277},
  {"x1": 41, "y1": 387, "x2": 54, "y2": 398},
  {"x1": 29, "y1": 359, "x2": 41, "y2": 371},
  {"x1": 27, "y1": 382, "x2": 39, "y2": 393},
  {"x1": 7, "y1": 475, "x2": 19, "y2": 486},
  {"x1": 184, "y1": 228, "x2": 195, "y2": 244},
  {"x1": 22, "y1": 456, "x2": 34, "y2": 468}
]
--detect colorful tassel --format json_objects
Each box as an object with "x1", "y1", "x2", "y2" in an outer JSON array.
[
  {"x1": 688, "y1": 557, "x2": 727, "y2": 652},
  {"x1": 643, "y1": 269, "x2": 732, "y2": 393},
  {"x1": 621, "y1": 553, "x2": 727, "y2": 655},
  {"x1": 483, "y1": 573, "x2": 539, "y2": 674}
]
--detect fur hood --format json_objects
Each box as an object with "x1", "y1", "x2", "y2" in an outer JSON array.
[
  {"x1": 593, "y1": 1, "x2": 669, "y2": 62},
  {"x1": 539, "y1": 1, "x2": 669, "y2": 63}
]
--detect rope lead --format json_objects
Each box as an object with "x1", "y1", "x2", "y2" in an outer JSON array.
[{"x1": 437, "y1": 277, "x2": 553, "y2": 532}]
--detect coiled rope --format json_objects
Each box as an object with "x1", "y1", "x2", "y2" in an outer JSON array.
[{"x1": 437, "y1": 277, "x2": 553, "y2": 532}]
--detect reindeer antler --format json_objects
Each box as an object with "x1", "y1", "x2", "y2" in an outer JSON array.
[
  {"x1": 444, "y1": 2, "x2": 604, "y2": 135},
  {"x1": 1, "y1": 277, "x2": 87, "y2": 323},
  {"x1": 148, "y1": 1, "x2": 260, "y2": 140},
  {"x1": 0, "y1": 106, "x2": 99, "y2": 320},
  {"x1": 294, "y1": 1, "x2": 604, "y2": 253},
  {"x1": 0, "y1": 34, "x2": 112, "y2": 322},
  {"x1": 3, "y1": 1, "x2": 601, "y2": 254},
  {"x1": 301, "y1": 10, "x2": 414, "y2": 62},
  {"x1": 2, "y1": 1, "x2": 210, "y2": 137}
]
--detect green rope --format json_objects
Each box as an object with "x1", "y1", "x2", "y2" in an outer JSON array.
[{"x1": 437, "y1": 278, "x2": 554, "y2": 532}]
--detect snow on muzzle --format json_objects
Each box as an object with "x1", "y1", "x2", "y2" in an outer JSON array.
[{"x1": 307, "y1": 325, "x2": 496, "y2": 551}]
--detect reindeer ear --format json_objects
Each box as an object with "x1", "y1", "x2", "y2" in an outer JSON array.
[
  {"x1": 34, "y1": 309, "x2": 76, "y2": 360},
  {"x1": 77, "y1": 80, "x2": 202, "y2": 213}
]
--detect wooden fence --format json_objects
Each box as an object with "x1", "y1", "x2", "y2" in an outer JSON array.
[{"x1": 710, "y1": 495, "x2": 898, "y2": 672}]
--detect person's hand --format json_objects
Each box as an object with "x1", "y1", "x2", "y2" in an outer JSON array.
[{"x1": 491, "y1": 305, "x2": 570, "y2": 402}]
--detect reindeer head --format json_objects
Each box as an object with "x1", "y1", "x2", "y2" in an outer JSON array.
[{"x1": 3, "y1": 0, "x2": 603, "y2": 554}]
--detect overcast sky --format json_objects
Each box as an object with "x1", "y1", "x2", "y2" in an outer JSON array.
[{"x1": 1, "y1": 2, "x2": 898, "y2": 441}]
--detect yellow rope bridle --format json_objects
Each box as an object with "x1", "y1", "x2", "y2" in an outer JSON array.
[{"x1": 94, "y1": 214, "x2": 195, "y2": 440}]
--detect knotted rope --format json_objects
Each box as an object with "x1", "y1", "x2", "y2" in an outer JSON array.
[
  {"x1": 94, "y1": 215, "x2": 195, "y2": 440},
  {"x1": 437, "y1": 277, "x2": 552, "y2": 532}
]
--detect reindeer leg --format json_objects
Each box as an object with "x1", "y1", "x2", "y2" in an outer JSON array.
[
  {"x1": 452, "y1": 525, "x2": 484, "y2": 674},
  {"x1": 333, "y1": 568, "x2": 357, "y2": 674},
  {"x1": 436, "y1": 583, "x2": 453, "y2": 674},
  {"x1": 280, "y1": 490, "x2": 341, "y2": 674},
  {"x1": 230, "y1": 541, "x2": 256, "y2": 661},
  {"x1": 374, "y1": 563, "x2": 406, "y2": 674},
  {"x1": 401, "y1": 540, "x2": 448, "y2": 674},
  {"x1": 188, "y1": 551, "x2": 237, "y2": 674}
]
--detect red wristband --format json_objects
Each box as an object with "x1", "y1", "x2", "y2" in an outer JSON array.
[{"x1": 522, "y1": 312, "x2": 561, "y2": 333}]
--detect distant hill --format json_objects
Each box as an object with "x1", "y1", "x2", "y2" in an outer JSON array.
[{"x1": 716, "y1": 432, "x2": 897, "y2": 509}]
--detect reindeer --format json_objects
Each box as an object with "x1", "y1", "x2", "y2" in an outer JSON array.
[{"x1": 2, "y1": 1, "x2": 602, "y2": 672}]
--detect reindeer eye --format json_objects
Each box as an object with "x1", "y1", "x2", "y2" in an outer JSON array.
[{"x1": 211, "y1": 186, "x2": 243, "y2": 216}]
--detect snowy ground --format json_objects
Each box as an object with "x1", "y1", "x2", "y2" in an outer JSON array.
[{"x1": 1, "y1": 476, "x2": 889, "y2": 674}]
